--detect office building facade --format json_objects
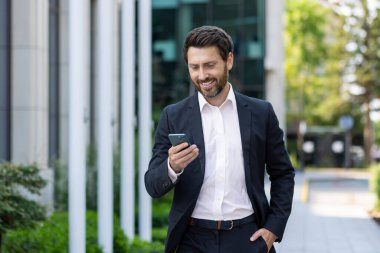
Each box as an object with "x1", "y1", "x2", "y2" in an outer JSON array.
[{"x1": 0, "y1": 0, "x2": 285, "y2": 208}]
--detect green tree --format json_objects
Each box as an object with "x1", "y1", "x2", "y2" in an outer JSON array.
[
  {"x1": 285, "y1": 0, "x2": 351, "y2": 126},
  {"x1": 0, "y1": 163, "x2": 47, "y2": 253},
  {"x1": 338, "y1": 0, "x2": 380, "y2": 165},
  {"x1": 375, "y1": 121, "x2": 380, "y2": 147}
]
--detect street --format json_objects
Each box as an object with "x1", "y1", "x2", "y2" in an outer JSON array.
[{"x1": 275, "y1": 170, "x2": 380, "y2": 253}]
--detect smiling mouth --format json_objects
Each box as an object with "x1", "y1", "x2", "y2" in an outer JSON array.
[{"x1": 200, "y1": 80, "x2": 215, "y2": 90}]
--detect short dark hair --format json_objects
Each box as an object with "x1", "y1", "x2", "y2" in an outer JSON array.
[{"x1": 183, "y1": 26, "x2": 234, "y2": 64}]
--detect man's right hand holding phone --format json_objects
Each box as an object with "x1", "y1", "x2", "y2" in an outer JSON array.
[{"x1": 168, "y1": 142, "x2": 199, "y2": 173}]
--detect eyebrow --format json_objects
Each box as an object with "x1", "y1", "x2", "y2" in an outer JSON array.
[{"x1": 189, "y1": 61, "x2": 217, "y2": 67}]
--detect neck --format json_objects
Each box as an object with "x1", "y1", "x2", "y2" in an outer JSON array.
[{"x1": 206, "y1": 83, "x2": 230, "y2": 107}]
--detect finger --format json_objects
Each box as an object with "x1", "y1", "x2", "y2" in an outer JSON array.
[
  {"x1": 250, "y1": 229, "x2": 263, "y2": 241},
  {"x1": 169, "y1": 148, "x2": 198, "y2": 172},
  {"x1": 169, "y1": 142, "x2": 189, "y2": 154},
  {"x1": 168, "y1": 143, "x2": 187, "y2": 158},
  {"x1": 177, "y1": 144, "x2": 197, "y2": 157},
  {"x1": 169, "y1": 144, "x2": 197, "y2": 161},
  {"x1": 177, "y1": 147, "x2": 199, "y2": 165},
  {"x1": 172, "y1": 147, "x2": 198, "y2": 166}
]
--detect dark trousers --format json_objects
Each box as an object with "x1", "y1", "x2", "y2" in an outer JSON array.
[{"x1": 176, "y1": 220, "x2": 275, "y2": 253}]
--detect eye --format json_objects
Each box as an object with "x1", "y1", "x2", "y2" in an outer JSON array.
[
  {"x1": 206, "y1": 63, "x2": 215, "y2": 68},
  {"x1": 190, "y1": 65, "x2": 199, "y2": 70}
]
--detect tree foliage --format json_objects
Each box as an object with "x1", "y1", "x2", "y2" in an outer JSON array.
[
  {"x1": 338, "y1": 0, "x2": 380, "y2": 164},
  {"x1": 285, "y1": 0, "x2": 352, "y2": 126},
  {"x1": 286, "y1": 0, "x2": 380, "y2": 165},
  {"x1": 0, "y1": 163, "x2": 47, "y2": 252}
]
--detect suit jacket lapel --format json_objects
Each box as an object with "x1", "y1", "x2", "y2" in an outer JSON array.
[
  {"x1": 235, "y1": 93, "x2": 252, "y2": 184},
  {"x1": 187, "y1": 94, "x2": 206, "y2": 173}
]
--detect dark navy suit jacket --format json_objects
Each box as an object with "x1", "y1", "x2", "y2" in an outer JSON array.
[{"x1": 145, "y1": 92, "x2": 295, "y2": 253}]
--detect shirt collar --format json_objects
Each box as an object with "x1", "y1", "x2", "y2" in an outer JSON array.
[{"x1": 198, "y1": 83, "x2": 236, "y2": 111}]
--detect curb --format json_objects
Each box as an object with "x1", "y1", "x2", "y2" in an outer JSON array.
[{"x1": 300, "y1": 179, "x2": 309, "y2": 203}]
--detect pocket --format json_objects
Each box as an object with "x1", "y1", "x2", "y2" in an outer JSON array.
[{"x1": 258, "y1": 236, "x2": 268, "y2": 253}]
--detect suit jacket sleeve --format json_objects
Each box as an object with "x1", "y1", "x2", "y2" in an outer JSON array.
[
  {"x1": 145, "y1": 106, "x2": 176, "y2": 198},
  {"x1": 263, "y1": 103, "x2": 295, "y2": 242}
]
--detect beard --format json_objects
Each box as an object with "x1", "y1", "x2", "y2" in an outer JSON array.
[{"x1": 192, "y1": 65, "x2": 229, "y2": 99}]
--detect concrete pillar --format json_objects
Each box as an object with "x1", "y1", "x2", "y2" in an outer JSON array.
[
  {"x1": 11, "y1": 0, "x2": 49, "y2": 168},
  {"x1": 139, "y1": 0, "x2": 152, "y2": 242},
  {"x1": 120, "y1": 0, "x2": 136, "y2": 240},
  {"x1": 265, "y1": 0, "x2": 286, "y2": 132},
  {"x1": 59, "y1": 0, "x2": 92, "y2": 163},
  {"x1": 112, "y1": 1, "x2": 120, "y2": 143},
  {"x1": 11, "y1": 0, "x2": 54, "y2": 215},
  {"x1": 97, "y1": 0, "x2": 114, "y2": 251},
  {"x1": 68, "y1": 0, "x2": 89, "y2": 252}
]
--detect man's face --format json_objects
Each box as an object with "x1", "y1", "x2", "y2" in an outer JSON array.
[{"x1": 187, "y1": 46, "x2": 233, "y2": 99}]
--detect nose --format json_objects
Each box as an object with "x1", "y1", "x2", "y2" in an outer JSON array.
[{"x1": 198, "y1": 67, "x2": 207, "y2": 81}]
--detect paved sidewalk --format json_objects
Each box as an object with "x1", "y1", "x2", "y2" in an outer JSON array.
[{"x1": 274, "y1": 170, "x2": 380, "y2": 253}]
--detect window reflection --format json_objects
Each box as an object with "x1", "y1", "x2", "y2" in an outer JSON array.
[
  {"x1": 152, "y1": 0, "x2": 265, "y2": 105},
  {"x1": 0, "y1": 0, "x2": 11, "y2": 161},
  {"x1": 49, "y1": 0, "x2": 60, "y2": 163}
]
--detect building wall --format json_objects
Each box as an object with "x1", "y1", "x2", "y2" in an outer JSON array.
[
  {"x1": 56, "y1": 0, "x2": 287, "y2": 165},
  {"x1": 4, "y1": 0, "x2": 286, "y2": 199}
]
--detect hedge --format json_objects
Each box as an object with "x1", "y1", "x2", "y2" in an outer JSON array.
[
  {"x1": 3, "y1": 211, "x2": 164, "y2": 253},
  {"x1": 370, "y1": 164, "x2": 380, "y2": 210}
]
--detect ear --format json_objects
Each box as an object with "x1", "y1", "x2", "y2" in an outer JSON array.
[{"x1": 227, "y1": 52, "x2": 233, "y2": 70}]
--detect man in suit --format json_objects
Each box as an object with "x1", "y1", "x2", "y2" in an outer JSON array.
[{"x1": 145, "y1": 26, "x2": 295, "y2": 253}]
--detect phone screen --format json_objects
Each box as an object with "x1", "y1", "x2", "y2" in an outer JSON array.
[{"x1": 168, "y1": 134, "x2": 192, "y2": 146}]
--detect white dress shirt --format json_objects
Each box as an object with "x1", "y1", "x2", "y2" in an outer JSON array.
[{"x1": 168, "y1": 84, "x2": 253, "y2": 220}]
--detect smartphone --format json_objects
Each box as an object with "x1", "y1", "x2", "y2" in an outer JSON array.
[{"x1": 168, "y1": 133, "x2": 193, "y2": 146}]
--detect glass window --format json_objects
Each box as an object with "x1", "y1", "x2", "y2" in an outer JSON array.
[
  {"x1": 0, "y1": 0, "x2": 11, "y2": 161},
  {"x1": 49, "y1": 0, "x2": 60, "y2": 163},
  {"x1": 212, "y1": 0, "x2": 265, "y2": 96},
  {"x1": 152, "y1": 0, "x2": 265, "y2": 107}
]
